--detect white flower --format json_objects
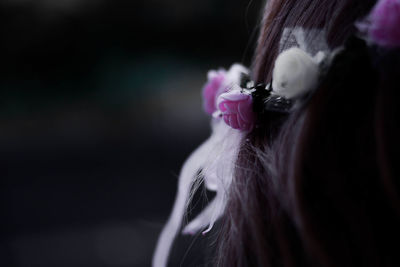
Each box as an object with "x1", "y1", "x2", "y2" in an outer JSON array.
[{"x1": 272, "y1": 47, "x2": 322, "y2": 99}]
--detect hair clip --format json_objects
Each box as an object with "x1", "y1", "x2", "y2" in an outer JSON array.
[{"x1": 239, "y1": 74, "x2": 294, "y2": 115}]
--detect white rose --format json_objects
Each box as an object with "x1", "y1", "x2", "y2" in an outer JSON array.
[{"x1": 272, "y1": 47, "x2": 321, "y2": 99}]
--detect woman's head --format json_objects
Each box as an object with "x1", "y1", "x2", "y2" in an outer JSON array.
[
  {"x1": 153, "y1": 1, "x2": 400, "y2": 266},
  {"x1": 217, "y1": 0, "x2": 400, "y2": 266}
]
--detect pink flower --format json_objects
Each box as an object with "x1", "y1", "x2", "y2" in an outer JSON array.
[
  {"x1": 217, "y1": 90, "x2": 255, "y2": 132},
  {"x1": 202, "y1": 70, "x2": 226, "y2": 115},
  {"x1": 367, "y1": 0, "x2": 400, "y2": 47}
]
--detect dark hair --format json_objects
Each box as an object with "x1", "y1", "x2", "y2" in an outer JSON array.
[
  {"x1": 253, "y1": 0, "x2": 376, "y2": 83},
  {"x1": 216, "y1": 0, "x2": 400, "y2": 266}
]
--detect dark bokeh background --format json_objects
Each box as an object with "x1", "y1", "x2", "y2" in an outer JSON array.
[{"x1": 0, "y1": 0, "x2": 263, "y2": 266}]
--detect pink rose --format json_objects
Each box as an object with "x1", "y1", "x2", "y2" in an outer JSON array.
[
  {"x1": 202, "y1": 70, "x2": 226, "y2": 115},
  {"x1": 217, "y1": 90, "x2": 255, "y2": 132},
  {"x1": 368, "y1": 0, "x2": 400, "y2": 47}
]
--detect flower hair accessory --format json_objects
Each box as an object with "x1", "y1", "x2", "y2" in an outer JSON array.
[
  {"x1": 357, "y1": 0, "x2": 400, "y2": 48},
  {"x1": 153, "y1": 6, "x2": 400, "y2": 263},
  {"x1": 217, "y1": 87, "x2": 255, "y2": 131},
  {"x1": 204, "y1": 46, "x2": 326, "y2": 132},
  {"x1": 152, "y1": 27, "x2": 332, "y2": 267},
  {"x1": 272, "y1": 47, "x2": 324, "y2": 99},
  {"x1": 153, "y1": 64, "x2": 249, "y2": 267},
  {"x1": 153, "y1": 40, "x2": 328, "y2": 266}
]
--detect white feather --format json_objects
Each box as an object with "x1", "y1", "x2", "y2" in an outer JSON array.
[
  {"x1": 152, "y1": 136, "x2": 213, "y2": 267},
  {"x1": 153, "y1": 64, "x2": 247, "y2": 267}
]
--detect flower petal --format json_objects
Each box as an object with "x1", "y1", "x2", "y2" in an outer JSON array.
[
  {"x1": 368, "y1": 0, "x2": 400, "y2": 47},
  {"x1": 228, "y1": 114, "x2": 240, "y2": 129},
  {"x1": 203, "y1": 72, "x2": 226, "y2": 115},
  {"x1": 237, "y1": 97, "x2": 254, "y2": 123}
]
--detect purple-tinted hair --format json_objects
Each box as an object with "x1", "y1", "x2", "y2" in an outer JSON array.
[{"x1": 216, "y1": 0, "x2": 400, "y2": 266}]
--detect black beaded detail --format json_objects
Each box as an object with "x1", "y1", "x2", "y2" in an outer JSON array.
[
  {"x1": 264, "y1": 95, "x2": 292, "y2": 113},
  {"x1": 239, "y1": 73, "x2": 293, "y2": 115},
  {"x1": 252, "y1": 83, "x2": 272, "y2": 115}
]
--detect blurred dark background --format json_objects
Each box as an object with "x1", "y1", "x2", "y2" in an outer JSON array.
[{"x1": 0, "y1": 0, "x2": 263, "y2": 266}]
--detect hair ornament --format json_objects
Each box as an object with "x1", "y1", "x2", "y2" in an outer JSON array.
[
  {"x1": 153, "y1": 28, "x2": 333, "y2": 267},
  {"x1": 153, "y1": 64, "x2": 248, "y2": 267},
  {"x1": 217, "y1": 85, "x2": 255, "y2": 131},
  {"x1": 202, "y1": 70, "x2": 226, "y2": 115},
  {"x1": 202, "y1": 64, "x2": 249, "y2": 116},
  {"x1": 357, "y1": 0, "x2": 400, "y2": 48},
  {"x1": 272, "y1": 47, "x2": 324, "y2": 99}
]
